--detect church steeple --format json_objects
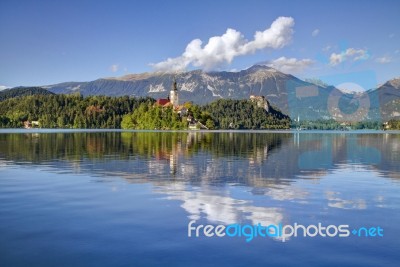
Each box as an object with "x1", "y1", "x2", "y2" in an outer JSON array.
[
  {"x1": 172, "y1": 79, "x2": 178, "y2": 91},
  {"x1": 169, "y1": 78, "x2": 179, "y2": 107}
]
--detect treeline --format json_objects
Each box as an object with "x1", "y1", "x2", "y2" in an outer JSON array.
[
  {"x1": 0, "y1": 93, "x2": 154, "y2": 128},
  {"x1": 0, "y1": 93, "x2": 291, "y2": 130},
  {"x1": 292, "y1": 119, "x2": 383, "y2": 130},
  {"x1": 120, "y1": 99, "x2": 291, "y2": 130},
  {"x1": 2, "y1": 92, "x2": 397, "y2": 130},
  {"x1": 121, "y1": 103, "x2": 187, "y2": 130},
  {"x1": 0, "y1": 87, "x2": 54, "y2": 101},
  {"x1": 386, "y1": 119, "x2": 400, "y2": 130},
  {"x1": 201, "y1": 99, "x2": 290, "y2": 129}
]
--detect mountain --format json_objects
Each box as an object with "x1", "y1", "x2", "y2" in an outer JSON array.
[
  {"x1": 373, "y1": 78, "x2": 400, "y2": 121},
  {"x1": 0, "y1": 86, "x2": 54, "y2": 101},
  {"x1": 43, "y1": 65, "x2": 399, "y2": 121}
]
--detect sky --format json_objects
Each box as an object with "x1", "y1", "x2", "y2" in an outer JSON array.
[{"x1": 0, "y1": 0, "x2": 399, "y2": 90}]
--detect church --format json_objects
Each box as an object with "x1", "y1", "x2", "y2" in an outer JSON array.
[
  {"x1": 156, "y1": 79, "x2": 179, "y2": 108},
  {"x1": 155, "y1": 80, "x2": 188, "y2": 116}
]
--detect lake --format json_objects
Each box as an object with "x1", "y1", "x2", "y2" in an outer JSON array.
[{"x1": 0, "y1": 130, "x2": 399, "y2": 267}]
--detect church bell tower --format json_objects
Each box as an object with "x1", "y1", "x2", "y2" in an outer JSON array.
[{"x1": 170, "y1": 79, "x2": 179, "y2": 108}]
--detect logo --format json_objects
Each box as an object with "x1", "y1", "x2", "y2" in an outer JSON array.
[{"x1": 188, "y1": 221, "x2": 383, "y2": 242}]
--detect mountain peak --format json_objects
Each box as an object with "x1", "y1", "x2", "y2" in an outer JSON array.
[
  {"x1": 246, "y1": 64, "x2": 277, "y2": 72},
  {"x1": 384, "y1": 78, "x2": 400, "y2": 89},
  {"x1": 105, "y1": 65, "x2": 281, "y2": 82},
  {"x1": 43, "y1": 66, "x2": 399, "y2": 122},
  {"x1": 106, "y1": 72, "x2": 161, "y2": 82}
]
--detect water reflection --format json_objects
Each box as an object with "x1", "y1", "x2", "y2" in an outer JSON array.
[
  {"x1": 0, "y1": 131, "x2": 399, "y2": 228},
  {"x1": 1, "y1": 131, "x2": 398, "y2": 180},
  {"x1": 326, "y1": 191, "x2": 367, "y2": 210},
  {"x1": 156, "y1": 183, "x2": 284, "y2": 226}
]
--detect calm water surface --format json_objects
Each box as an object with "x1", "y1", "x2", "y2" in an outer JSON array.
[{"x1": 0, "y1": 130, "x2": 399, "y2": 267}]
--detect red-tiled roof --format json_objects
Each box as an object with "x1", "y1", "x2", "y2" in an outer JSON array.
[{"x1": 156, "y1": 99, "x2": 170, "y2": 106}]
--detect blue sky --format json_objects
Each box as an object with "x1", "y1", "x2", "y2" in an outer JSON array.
[{"x1": 0, "y1": 0, "x2": 399, "y2": 89}]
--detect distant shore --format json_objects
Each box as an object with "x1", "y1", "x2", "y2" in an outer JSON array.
[{"x1": 1, "y1": 128, "x2": 399, "y2": 134}]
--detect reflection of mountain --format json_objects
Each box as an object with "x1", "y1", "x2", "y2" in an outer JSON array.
[
  {"x1": 0, "y1": 131, "x2": 399, "y2": 183},
  {"x1": 1, "y1": 131, "x2": 399, "y2": 240},
  {"x1": 355, "y1": 134, "x2": 400, "y2": 179}
]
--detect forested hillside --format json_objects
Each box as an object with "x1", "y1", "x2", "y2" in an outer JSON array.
[
  {"x1": 0, "y1": 87, "x2": 54, "y2": 101},
  {"x1": 0, "y1": 94, "x2": 154, "y2": 128},
  {"x1": 202, "y1": 99, "x2": 290, "y2": 129},
  {"x1": 0, "y1": 94, "x2": 291, "y2": 130}
]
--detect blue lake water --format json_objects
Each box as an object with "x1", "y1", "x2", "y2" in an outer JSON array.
[{"x1": 0, "y1": 130, "x2": 399, "y2": 266}]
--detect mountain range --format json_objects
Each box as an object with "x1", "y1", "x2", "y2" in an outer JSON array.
[{"x1": 11, "y1": 65, "x2": 400, "y2": 121}]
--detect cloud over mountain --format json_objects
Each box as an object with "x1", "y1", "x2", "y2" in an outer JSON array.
[
  {"x1": 151, "y1": 17, "x2": 295, "y2": 72},
  {"x1": 266, "y1": 57, "x2": 314, "y2": 73}
]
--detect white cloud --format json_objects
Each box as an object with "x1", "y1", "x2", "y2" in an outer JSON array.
[
  {"x1": 311, "y1": 29, "x2": 320, "y2": 37},
  {"x1": 322, "y1": 45, "x2": 332, "y2": 52},
  {"x1": 151, "y1": 17, "x2": 295, "y2": 72},
  {"x1": 329, "y1": 48, "x2": 369, "y2": 66},
  {"x1": 389, "y1": 33, "x2": 395, "y2": 38},
  {"x1": 0, "y1": 85, "x2": 8, "y2": 91},
  {"x1": 266, "y1": 57, "x2": 314, "y2": 73},
  {"x1": 110, "y1": 64, "x2": 119, "y2": 72},
  {"x1": 375, "y1": 56, "x2": 392, "y2": 64}
]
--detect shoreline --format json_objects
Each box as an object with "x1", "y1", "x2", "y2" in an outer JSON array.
[{"x1": 1, "y1": 128, "x2": 400, "y2": 134}]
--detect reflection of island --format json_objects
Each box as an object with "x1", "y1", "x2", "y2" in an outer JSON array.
[
  {"x1": 0, "y1": 131, "x2": 399, "y2": 184},
  {"x1": 0, "y1": 131, "x2": 399, "y2": 234}
]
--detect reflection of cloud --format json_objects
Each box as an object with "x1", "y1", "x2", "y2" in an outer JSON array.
[
  {"x1": 111, "y1": 186, "x2": 118, "y2": 192},
  {"x1": 265, "y1": 186, "x2": 309, "y2": 201},
  {"x1": 374, "y1": 195, "x2": 385, "y2": 208},
  {"x1": 156, "y1": 183, "x2": 283, "y2": 226},
  {"x1": 325, "y1": 191, "x2": 367, "y2": 210}
]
